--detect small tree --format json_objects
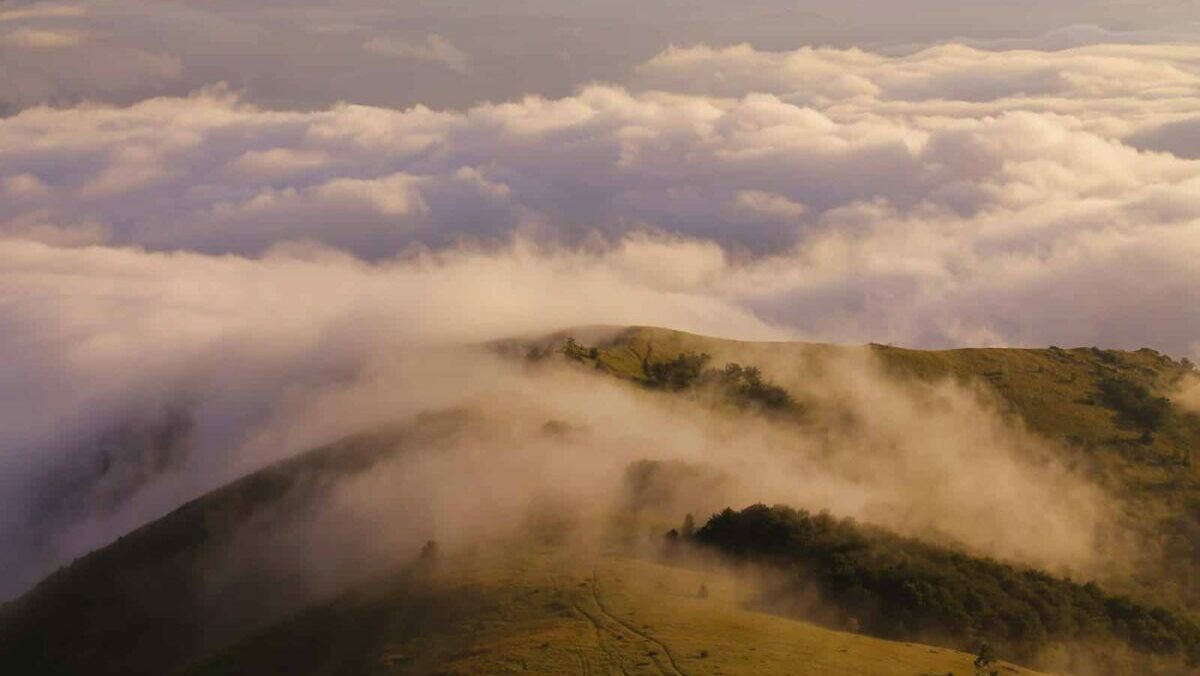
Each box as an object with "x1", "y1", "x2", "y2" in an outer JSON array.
[
  {"x1": 973, "y1": 643, "x2": 998, "y2": 676},
  {"x1": 681, "y1": 513, "x2": 696, "y2": 538},
  {"x1": 563, "y1": 337, "x2": 589, "y2": 362}
]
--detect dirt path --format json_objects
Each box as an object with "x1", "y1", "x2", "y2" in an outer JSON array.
[{"x1": 589, "y1": 563, "x2": 687, "y2": 676}]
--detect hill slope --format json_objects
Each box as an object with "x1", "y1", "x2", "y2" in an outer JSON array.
[
  {"x1": 4, "y1": 326, "x2": 1200, "y2": 674},
  {"x1": 566, "y1": 327, "x2": 1200, "y2": 605},
  {"x1": 182, "y1": 542, "x2": 1039, "y2": 676},
  {"x1": 0, "y1": 423, "x2": 417, "y2": 675}
]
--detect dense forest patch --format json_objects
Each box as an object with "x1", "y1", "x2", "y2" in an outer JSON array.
[{"x1": 689, "y1": 504, "x2": 1200, "y2": 669}]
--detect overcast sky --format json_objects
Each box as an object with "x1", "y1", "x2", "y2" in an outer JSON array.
[
  {"x1": 3, "y1": 0, "x2": 1199, "y2": 112},
  {"x1": 1, "y1": 0, "x2": 1199, "y2": 598}
]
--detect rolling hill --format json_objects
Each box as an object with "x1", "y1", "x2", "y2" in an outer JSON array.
[
  {"x1": 3, "y1": 326, "x2": 1199, "y2": 675},
  {"x1": 571, "y1": 327, "x2": 1200, "y2": 609}
]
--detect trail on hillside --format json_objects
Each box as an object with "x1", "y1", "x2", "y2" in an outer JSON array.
[{"x1": 590, "y1": 562, "x2": 688, "y2": 676}]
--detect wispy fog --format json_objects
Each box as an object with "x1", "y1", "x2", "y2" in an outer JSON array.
[{"x1": 0, "y1": 0, "x2": 1196, "y2": 610}]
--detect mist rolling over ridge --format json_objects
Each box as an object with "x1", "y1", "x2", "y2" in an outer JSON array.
[{"x1": 2, "y1": 1, "x2": 1200, "y2": 674}]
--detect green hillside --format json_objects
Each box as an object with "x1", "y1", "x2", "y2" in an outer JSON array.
[
  {"x1": 0, "y1": 422, "x2": 420, "y2": 675},
  {"x1": 556, "y1": 327, "x2": 1200, "y2": 607},
  {"x1": 182, "y1": 541, "x2": 1039, "y2": 676},
  {"x1": 4, "y1": 326, "x2": 1200, "y2": 675},
  {"x1": 573, "y1": 325, "x2": 1200, "y2": 517}
]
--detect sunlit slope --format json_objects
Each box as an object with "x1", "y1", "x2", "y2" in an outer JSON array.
[
  {"x1": 590, "y1": 326, "x2": 1198, "y2": 503},
  {"x1": 182, "y1": 543, "x2": 1040, "y2": 676},
  {"x1": 583, "y1": 326, "x2": 1200, "y2": 607},
  {"x1": 5, "y1": 326, "x2": 1198, "y2": 675}
]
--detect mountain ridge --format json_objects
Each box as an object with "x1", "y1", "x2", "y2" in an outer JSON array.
[{"x1": 3, "y1": 327, "x2": 1199, "y2": 675}]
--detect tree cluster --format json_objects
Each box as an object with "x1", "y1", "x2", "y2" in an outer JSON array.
[
  {"x1": 692, "y1": 504, "x2": 1200, "y2": 665},
  {"x1": 643, "y1": 351, "x2": 797, "y2": 413},
  {"x1": 711, "y1": 363, "x2": 796, "y2": 411},
  {"x1": 1097, "y1": 377, "x2": 1173, "y2": 442},
  {"x1": 645, "y1": 351, "x2": 712, "y2": 390}
]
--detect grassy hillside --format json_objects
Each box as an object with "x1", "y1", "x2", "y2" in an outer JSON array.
[
  {"x1": 578, "y1": 326, "x2": 1200, "y2": 513},
  {"x1": 553, "y1": 327, "x2": 1200, "y2": 608},
  {"x1": 6, "y1": 325, "x2": 1200, "y2": 675},
  {"x1": 0, "y1": 422, "x2": 419, "y2": 675},
  {"x1": 182, "y1": 541, "x2": 1039, "y2": 676},
  {"x1": 0, "y1": 393, "x2": 1040, "y2": 676}
]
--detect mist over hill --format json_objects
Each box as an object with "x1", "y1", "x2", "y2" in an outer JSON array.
[
  {"x1": 3, "y1": 328, "x2": 1199, "y2": 674},
  {"x1": 4, "y1": 1, "x2": 1200, "y2": 673}
]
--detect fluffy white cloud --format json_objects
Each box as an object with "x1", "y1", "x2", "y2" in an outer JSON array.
[
  {"x1": 637, "y1": 42, "x2": 1200, "y2": 130},
  {"x1": 0, "y1": 235, "x2": 784, "y2": 593},
  {"x1": 1, "y1": 236, "x2": 1129, "y2": 600},
  {"x1": 1, "y1": 43, "x2": 1198, "y2": 356}
]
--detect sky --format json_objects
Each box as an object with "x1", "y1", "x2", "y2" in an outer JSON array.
[{"x1": 1, "y1": 0, "x2": 1199, "y2": 597}]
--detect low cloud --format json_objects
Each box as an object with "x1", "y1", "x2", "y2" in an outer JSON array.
[
  {"x1": 1, "y1": 43, "x2": 1198, "y2": 354},
  {"x1": 0, "y1": 236, "x2": 784, "y2": 596},
  {"x1": 1, "y1": 7, "x2": 1198, "y2": 617},
  {"x1": 0, "y1": 236, "x2": 1123, "y2": 601}
]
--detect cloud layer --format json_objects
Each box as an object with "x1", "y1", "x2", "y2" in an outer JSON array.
[
  {"x1": 2, "y1": 4, "x2": 1200, "y2": 604},
  {"x1": 3, "y1": 0, "x2": 1198, "y2": 113},
  {"x1": 0, "y1": 238, "x2": 1119, "y2": 600},
  {"x1": 2, "y1": 43, "x2": 1199, "y2": 353}
]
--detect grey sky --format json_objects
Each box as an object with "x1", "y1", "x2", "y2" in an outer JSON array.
[{"x1": 2, "y1": 0, "x2": 1198, "y2": 112}]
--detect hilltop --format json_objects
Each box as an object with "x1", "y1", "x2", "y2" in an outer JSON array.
[
  {"x1": 3, "y1": 327, "x2": 1199, "y2": 675},
  {"x1": 549, "y1": 327, "x2": 1200, "y2": 606}
]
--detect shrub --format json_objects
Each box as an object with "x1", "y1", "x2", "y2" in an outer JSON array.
[
  {"x1": 646, "y1": 352, "x2": 711, "y2": 390},
  {"x1": 1097, "y1": 377, "x2": 1172, "y2": 441}
]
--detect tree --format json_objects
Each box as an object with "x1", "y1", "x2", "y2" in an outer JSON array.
[
  {"x1": 682, "y1": 513, "x2": 696, "y2": 538},
  {"x1": 1097, "y1": 377, "x2": 1172, "y2": 442}
]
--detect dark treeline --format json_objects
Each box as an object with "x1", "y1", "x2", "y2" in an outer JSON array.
[
  {"x1": 555, "y1": 338, "x2": 798, "y2": 413},
  {"x1": 690, "y1": 504, "x2": 1200, "y2": 667},
  {"x1": 644, "y1": 351, "x2": 797, "y2": 412}
]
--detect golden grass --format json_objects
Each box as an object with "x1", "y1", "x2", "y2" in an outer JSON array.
[{"x1": 184, "y1": 540, "x2": 1047, "y2": 676}]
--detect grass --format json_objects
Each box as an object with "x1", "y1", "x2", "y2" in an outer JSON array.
[
  {"x1": 559, "y1": 327, "x2": 1200, "y2": 610},
  {"x1": 579, "y1": 327, "x2": 1200, "y2": 498},
  {"x1": 7, "y1": 325, "x2": 1200, "y2": 674},
  {"x1": 182, "y1": 540, "x2": 1040, "y2": 676}
]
